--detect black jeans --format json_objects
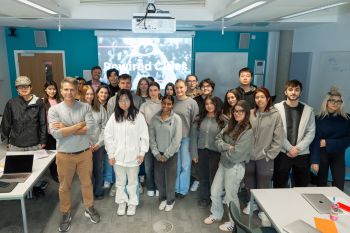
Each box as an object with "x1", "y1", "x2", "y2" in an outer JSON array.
[
  {"x1": 273, "y1": 152, "x2": 310, "y2": 188},
  {"x1": 198, "y1": 149, "x2": 220, "y2": 201},
  {"x1": 92, "y1": 146, "x2": 105, "y2": 197},
  {"x1": 317, "y1": 148, "x2": 345, "y2": 191},
  {"x1": 145, "y1": 150, "x2": 156, "y2": 191},
  {"x1": 154, "y1": 153, "x2": 178, "y2": 205}
]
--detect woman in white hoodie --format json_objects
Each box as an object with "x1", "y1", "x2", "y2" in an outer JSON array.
[{"x1": 104, "y1": 89, "x2": 149, "y2": 216}]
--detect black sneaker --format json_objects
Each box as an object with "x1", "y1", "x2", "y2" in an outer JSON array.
[
  {"x1": 198, "y1": 199, "x2": 210, "y2": 208},
  {"x1": 84, "y1": 206, "x2": 100, "y2": 223},
  {"x1": 58, "y1": 212, "x2": 72, "y2": 232}
]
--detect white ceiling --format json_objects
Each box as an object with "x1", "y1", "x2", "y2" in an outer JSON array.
[{"x1": 0, "y1": 0, "x2": 350, "y2": 31}]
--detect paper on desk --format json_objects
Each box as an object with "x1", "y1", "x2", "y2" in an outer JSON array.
[{"x1": 314, "y1": 217, "x2": 338, "y2": 233}]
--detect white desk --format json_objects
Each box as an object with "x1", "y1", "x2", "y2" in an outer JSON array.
[
  {"x1": 0, "y1": 152, "x2": 56, "y2": 233},
  {"x1": 249, "y1": 187, "x2": 350, "y2": 233}
]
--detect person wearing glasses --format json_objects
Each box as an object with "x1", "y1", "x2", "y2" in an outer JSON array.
[
  {"x1": 203, "y1": 100, "x2": 253, "y2": 232},
  {"x1": 310, "y1": 86, "x2": 350, "y2": 191},
  {"x1": 185, "y1": 74, "x2": 201, "y2": 98},
  {"x1": 1, "y1": 76, "x2": 47, "y2": 151},
  {"x1": 194, "y1": 78, "x2": 223, "y2": 114},
  {"x1": 104, "y1": 89, "x2": 149, "y2": 216}
]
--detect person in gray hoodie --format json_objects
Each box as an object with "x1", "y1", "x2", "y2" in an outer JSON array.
[
  {"x1": 203, "y1": 100, "x2": 253, "y2": 232},
  {"x1": 149, "y1": 95, "x2": 182, "y2": 212},
  {"x1": 242, "y1": 87, "x2": 284, "y2": 227}
]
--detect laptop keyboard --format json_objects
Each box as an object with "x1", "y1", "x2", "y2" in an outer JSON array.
[{"x1": 1, "y1": 174, "x2": 28, "y2": 179}]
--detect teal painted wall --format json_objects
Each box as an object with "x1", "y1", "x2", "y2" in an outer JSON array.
[{"x1": 5, "y1": 28, "x2": 268, "y2": 96}]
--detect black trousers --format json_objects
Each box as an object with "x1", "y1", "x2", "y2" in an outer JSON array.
[
  {"x1": 317, "y1": 148, "x2": 345, "y2": 191},
  {"x1": 273, "y1": 152, "x2": 310, "y2": 188},
  {"x1": 154, "y1": 153, "x2": 178, "y2": 205},
  {"x1": 198, "y1": 149, "x2": 220, "y2": 201}
]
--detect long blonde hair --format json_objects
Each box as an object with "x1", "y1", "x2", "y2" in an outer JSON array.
[{"x1": 318, "y1": 86, "x2": 349, "y2": 119}]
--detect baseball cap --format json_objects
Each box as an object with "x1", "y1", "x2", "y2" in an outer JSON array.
[{"x1": 15, "y1": 76, "x2": 31, "y2": 87}]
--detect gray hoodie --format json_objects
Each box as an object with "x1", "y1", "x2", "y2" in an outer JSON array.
[
  {"x1": 249, "y1": 107, "x2": 284, "y2": 161},
  {"x1": 149, "y1": 110, "x2": 182, "y2": 160},
  {"x1": 215, "y1": 125, "x2": 253, "y2": 168},
  {"x1": 139, "y1": 98, "x2": 162, "y2": 125}
]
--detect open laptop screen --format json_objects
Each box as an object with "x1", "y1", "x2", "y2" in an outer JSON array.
[{"x1": 4, "y1": 154, "x2": 34, "y2": 173}]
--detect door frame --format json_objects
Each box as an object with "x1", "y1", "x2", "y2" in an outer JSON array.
[{"x1": 14, "y1": 50, "x2": 66, "y2": 78}]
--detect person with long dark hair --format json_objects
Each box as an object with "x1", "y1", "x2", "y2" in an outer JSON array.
[
  {"x1": 190, "y1": 96, "x2": 225, "y2": 208},
  {"x1": 221, "y1": 89, "x2": 241, "y2": 123},
  {"x1": 203, "y1": 100, "x2": 253, "y2": 232},
  {"x1": 242, "y1": 87, "x2": 284, "y2": 227},
  {"x1": 80, "y1": 85, "x2": 108, "y2": 200},
  {"x1": 149, "y1": 95, "x2": 182, "y2": 211},
  {"x1": 42, "y1": 80, "x2": 61, "y2": 182},
  {"x1": 104, "y1": 89, "x2": 149, "y2": 216},
  {"x1": 164, "y1": 82, "x2": 175, "y2": 96},
  {"x1": 310, "y1": 86, "x2": 350, "y2": 191}
]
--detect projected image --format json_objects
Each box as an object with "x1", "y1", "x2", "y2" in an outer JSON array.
[{"x1": 98, "y1": 37, "x2": 192, "y2": 90}]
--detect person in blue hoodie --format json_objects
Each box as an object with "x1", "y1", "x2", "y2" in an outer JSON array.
[{"x1": 310, "y1": 86, "x2": 350, "y2": 191}]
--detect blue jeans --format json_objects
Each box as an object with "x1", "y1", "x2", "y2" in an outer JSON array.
[
  {"x1": 175, "y1": 137, "x2": 191, "y2": 195},
  {"x1": 93, "y1": 146, "x2": 105, "y2": 197},
  {"x1": 210, "y1": 163, "x2": 245, "y2": 220},
  {"x1": 145, "y1": 150, "x2": 156, "y2": 191},
  {"x1": 103, "y1": 152, "x2": 115, "y2": 184}
]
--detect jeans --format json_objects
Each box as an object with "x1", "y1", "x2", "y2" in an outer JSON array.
[
  {"x1": 103, "y1": 152, "x2": 115, "y2": 184},
  {"x1": 155, "y1": 153, "x2": 178, "y2": 205},
  {"x1": 114, "y1": 165, "x2": 140, "y2": 206},
  {"x1": 198, "y1": 149, "x2": 220, "y2": 201},
  {"x1": 210, "y1": 162, "x2": 245, "y2": 220},
  {"x1": 175, "y1": 137, "x2": 191, "y2": 195},
  {"x1": 92, "y1": 146, "x2": 105, "y2": 197},
  {"x1": 145, "y1": 150, "x2": 156, "y2": 191}
]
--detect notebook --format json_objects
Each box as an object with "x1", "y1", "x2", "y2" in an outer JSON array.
[
  {"x1": 283, "y1": 219, "x2": 321, "y2": 233},
  {"x1": 302, "y1": 193, "x2": 332, "y2": 214},
  {"x1": 0, "y1": 154, "x2": 34, "y2": 183}
]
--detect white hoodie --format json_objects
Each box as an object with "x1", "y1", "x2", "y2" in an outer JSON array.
[{"x1": 104, "y1": 112, "x2": 149, "y2": 167}]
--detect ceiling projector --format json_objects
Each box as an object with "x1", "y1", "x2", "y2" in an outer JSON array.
[{"x1": 132, "y1": 12, "x2": 176, "y2": 33}]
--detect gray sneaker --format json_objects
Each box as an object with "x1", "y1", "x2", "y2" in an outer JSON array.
[
  {"x1": 58, "y1": 212, "x2": 72, "y2": 232},
  {"x1": 84, "y1": 206, "x2": 100, "y2": 224}
]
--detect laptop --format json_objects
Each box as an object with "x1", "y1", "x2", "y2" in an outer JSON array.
[
  {"x1": 302, "y1": 193, "x2": 332, "y2": 214},
  {"x1": 283, "y1": 219, "x2": 321, "y2": 233},
  {"x1": 0, "y1": 154, "x2": 34, "y2": 183}
]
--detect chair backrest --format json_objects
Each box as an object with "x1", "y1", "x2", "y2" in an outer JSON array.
[{"x1": 229, "y1": 201, "x2": 253, "y2": 233}]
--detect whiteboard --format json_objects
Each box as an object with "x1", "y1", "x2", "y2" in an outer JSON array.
[
  {"x1": 195, "y1": 52, "x2": 248, "y2": 100},
  {"x1": 317, "y1": 51, "x2": 350, "y2": 111}
]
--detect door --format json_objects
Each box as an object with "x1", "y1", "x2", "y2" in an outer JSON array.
[{"x1": 17, "y1": 52, "x2": 65, "y2": 97}]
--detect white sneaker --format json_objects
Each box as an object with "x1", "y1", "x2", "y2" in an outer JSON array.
[
  {"x1": 258, "y1": 211, "x2": 271, "y2": 227},
  {"x1": 242, "y1": 201, "x2": 258, "y2": 215},
  {"x1": 127, "y1": 205, "x2": 136, "y2": 216},
  {"x1": 117, "y1": 203, "x2": 126, "y2": 216},
  {"x1": 147, "y1": 190, "x2": 155, "y2": 197},
  {"x1": 155, "y1": 190, "x2": 159, "y2": 197},
  {"x1": 109, "y1": 186, "x2": 116, "y2": 197},
  {"x1": 158, "y1": 201, "x2": 167, "y2": 210},
  {"x1": 219, "y1": 221, "x2": 234, "y2": 232},
  {"x1": 190, "y1": 181, "x2": 199, "y2": 192},
  {"x1": 103, "y1": 181, "x2": 111, "y2": 189},
  {"x1": 203, "y1": 215, "x2": 221, "y2": 225},
  {"x1": 165, "y1": 201, "x2": 175, "y2": 212}
]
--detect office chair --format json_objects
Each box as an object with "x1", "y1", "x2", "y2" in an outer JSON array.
[{"x1": 229, "y1": 202, "x2": 277, "y2": 233}]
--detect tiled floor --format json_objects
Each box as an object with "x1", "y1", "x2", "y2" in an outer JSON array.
[{"x1": 0, "y1": 142, "x2": 349, "y2": 233}]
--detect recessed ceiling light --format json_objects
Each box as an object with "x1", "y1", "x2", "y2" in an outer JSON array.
[{"x1": 17, "y1": 0, "x2": 57, "y2": 15}]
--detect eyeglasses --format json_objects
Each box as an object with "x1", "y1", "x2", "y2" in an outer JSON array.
[
  {"x1": 233, "y1": 109, "x2": 245, "y2": 114},
  {"x1": 118, "y1": 99, "x2": 130, "y2": 104},
  {"x1": 328, "y1": 99, "x2": 343, "y2": 104}
]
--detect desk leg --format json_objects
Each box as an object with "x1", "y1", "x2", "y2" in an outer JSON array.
[
  {"x1": 248, "y1": 194, "x2": 254, "y2": 228},
  {"x1": 20, "y1": 197, "x2": 28, "y2": 233}
]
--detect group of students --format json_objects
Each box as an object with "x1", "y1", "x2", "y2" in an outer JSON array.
[{"x1": 1, "y1": 66, "x2": 350, "y2": 232}]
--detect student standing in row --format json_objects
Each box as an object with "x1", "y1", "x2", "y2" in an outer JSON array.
[
  {"x1": 104, "y1": 89, "x2": 149, "y2": 216},
  {"x1": 48, "y1": 78, "x2": 100, "y2": 232},
  {"x1": 235, "y1": 67, "x2": 257, "y2": 109},
  {"x1": 139, "y1": 82, "x2": 162, "y2": 197},
  {"x1": 164, "y1": 82, "x2": 175, "y2": 96},
  {"x1": 80, "y1": 85, "x2": 108, "y2": 200},
  {"x1": 106, "y1": 68, "x2": 119, "y2": 96},
  {"x1": 221, "y1": 89, "x2": 240, "y2": 123},
  {"x1": 311, "y1": 86, "x2": 350, "y2": 191},
  {"x1": 243, "y1": 87, "x2": 284, "y2": 227},
  {"x1": 173, "y1": 79, "x2": 199, "y2": 198},
  {"x1": 191, "y1": 96, "x2": 225, "y2": 208},
  {"x1": 185, "y1": 74, "x2": 201, "y2": 98},
  {"x1": 136, "y1": 77, "x2": 150, "y2": 102},
  {"x1": 204, "y1": 100, "x2": 253, "y2": 232},
  {"x1": 149, "y1": 95, "x2": 182, "y2": 211},
  {"x1": 273, "y1": 80, "x2": 316, "y2": 188}
]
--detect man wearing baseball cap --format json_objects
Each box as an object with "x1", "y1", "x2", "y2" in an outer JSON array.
[{"x1": 1, "y1": 76, "x2": 47, "y2": 151}]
